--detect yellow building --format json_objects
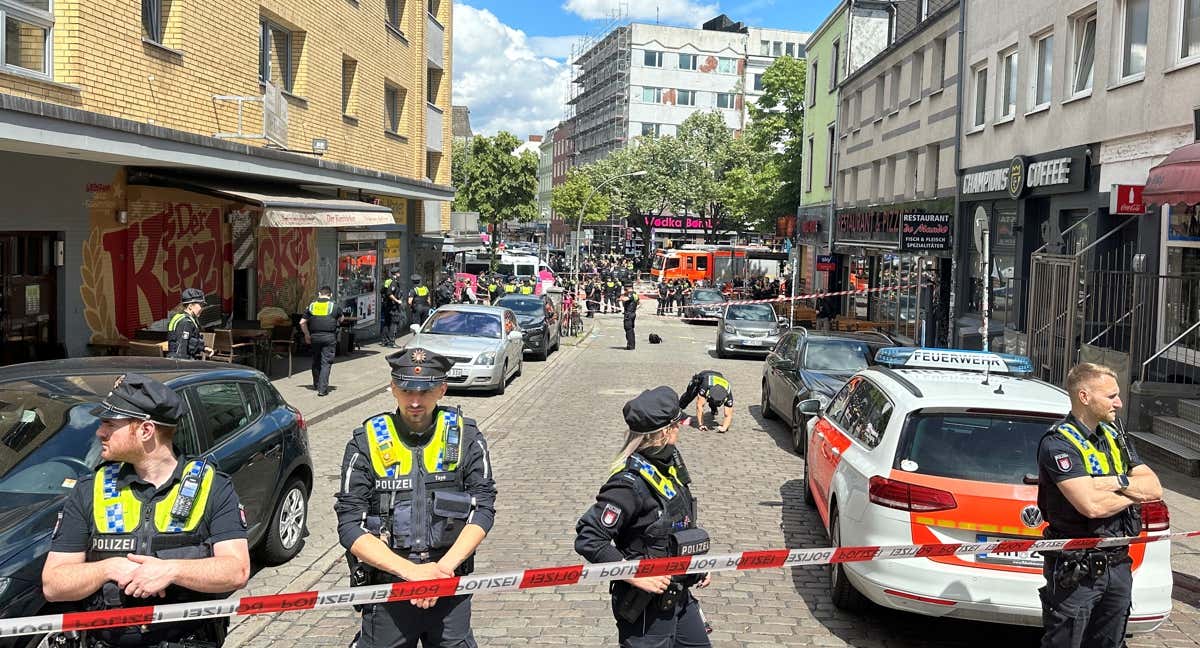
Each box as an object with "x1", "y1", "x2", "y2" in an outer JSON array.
[{"x1": 0, "y1": 0, "x2": 454, "y2": 363}]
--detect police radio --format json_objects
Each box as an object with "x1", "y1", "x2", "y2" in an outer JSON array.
[
  {"x1": 444, "y1": 412, "x2": 462, "y2": 465},
  {"x1": 170, "y1": 459, "x2": 207, "y2": 521}
]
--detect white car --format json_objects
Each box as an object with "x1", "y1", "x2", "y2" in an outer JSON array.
[
  {"x1": 408, "y1": 305, "x2": 524, "y2": 395},
  {"x1": 799, "y1": 347, "x2": 1172, "y2": 632}
]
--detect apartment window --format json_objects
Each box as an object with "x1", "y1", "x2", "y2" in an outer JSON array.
[
  {"x1": 873, "y1": 76, "x2": 885, "y2": 118},
  {"x1": 999, "y1": 48, "x2": 1018, "y2": 118},
  {"x1": 640, "y1": 123, "x2": 660, "y2": 136},
  {"x1": 910, "y1": 50, "x2": 924, "y2": 100},
  {"x1": 772, "y1": 41, "x2": 782, "y2": 56},
  {"x1": 884, "y1": 157, "x2": 897, "y2": 200},
  {"x1": 643, "y1": 50, "x2": 662, "y2": 67},
  {"x1": 341, "y1": 57, "x2": 357, "y2": 116},
  {"x1": 387, "y1": 0, "x2": 404, "y2": 31},
  {"x1": 889, "y1": 64, "x2": 901, "y2": 110},
  {"x1": 2, "y1": 0, "x2": 53, "y2": 76},
  {"x1": 905, "y1": 150, "x2": 919, "y2": 197},
  {"x1": 753, "y1": 74, "x2": 763, "y2": 91},
  {"x1": 825, "y1": 126, "x2": 835, "y2": 187},
  {"x1": 785, "y1": 42, "x2": 795, "y2": 57},
  {"x1": 809, "y1": 59, "x2": 819, "y2": 107},
  {"x1": 428, "y1": 0, "x2": 441, "y2": 15},
  {"x1": 1119, "y1": 0, "x2": 1149, "y2": 78},
  {"x1": 716, "y1": 92, "x2": 735, "y2": 109},
  {"x1": 642, "y1": 87, "x2": 664, "y2": 103},
  {"x1": 142, "y1": 0, "x2": 166, "y2": 43},
  {"x1": 259, "y1": 19, "x2": 294, "y2": 91},
  {"x1": 1032, "y1": 33, "x2": 1054, "y2": 107},
  {"x1": 677, "y1": 89, "x2": 696, "y2": 106},
  {"x1": 717, "y1": 57, "x2": 736, "y2": 74},
  {"x1": 1070, "y1": 10, "x2": 1096, "y2": 95},
  {"x1": 1183, "y1": 0, "x2": 1200, "y2": 61},
  {"x1": 678, "y1": 53, "x2": 698, "y2": 70},
  {"x1": 972, "y1": 65, "x2": 988, "y2": 127},
  {"x1": 924, "y1": 144, "x2": 941, "y2": 197},
  {"x1": 426, "y1": 68, "x2": 442, "y2": 104},
  {"x1": 760, "y1": 40, "x2": 770, "y2": 55},
  {"x1": 831, "y1": 40, "x2": 841, "y2": 88},
  {"x1": 931, "y1": 37, "x2": 947, "y2": 90},
  {"x1": 385, "y1": 84, "x2": 405, "y2": 134},
  {"x1": 805, "y1": 136, "x2": 815, "y2": 191}
]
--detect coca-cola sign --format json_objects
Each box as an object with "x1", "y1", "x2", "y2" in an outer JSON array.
[{"x1": 900, "y1": 213, "x2": 952, "y2": 251}]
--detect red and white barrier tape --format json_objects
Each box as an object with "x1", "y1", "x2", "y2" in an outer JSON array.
[{"x1": 3, "y1": 529, "x2": 1194, "y2": 638}]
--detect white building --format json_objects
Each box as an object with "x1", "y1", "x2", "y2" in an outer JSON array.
[
  {"x1": 744, "y1": 27, "x2": 811, "y2": 124},
  {"x1": 537, "y1": 128, "x2": 556, "y2": 223}
]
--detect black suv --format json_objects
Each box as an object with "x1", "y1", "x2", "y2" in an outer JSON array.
[
  {"x1": 495, "y1": 294, "x2": 561, "y2": 360},
  {"x1": 0, "y1": 358, "x2": 313, "y2": 646},
  {"x1": 760, "y1": 330, "x2": 900, "y2": 454}
]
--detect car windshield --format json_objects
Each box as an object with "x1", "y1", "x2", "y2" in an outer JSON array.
[
  {"x1": 498, "y1": 298, "x2": 544, "y2": 315},
  {"x1": 895, "y1": 413, "x2": 1057, "y2": 484},
  {"x1": 693, "y1": 290, "x2": 725, "y2": 303},
  {"x1": 0, "y1": 390, "x2": 101, "y2": 495},
  {"x1": 425, "y1": 310, "x2": 503, "y2": 338},
  {"x1": 726, "y1": 304, "x2": 776, "y2": 321},
  {"x1": 803, "y1": 340, "x2": 873, "y2": 372}
]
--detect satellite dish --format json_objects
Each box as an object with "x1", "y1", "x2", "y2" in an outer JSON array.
[{"x1": 973, "y1": 206, "x2": 989, "y2": 253}]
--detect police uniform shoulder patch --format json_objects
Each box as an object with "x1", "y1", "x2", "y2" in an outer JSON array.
[
  {"x1": 601, "y1": 503, "x2": 622, "y2": 528},
  {"x1": 1054, "y1": 452, "x2": 1072, "y2": 472}
]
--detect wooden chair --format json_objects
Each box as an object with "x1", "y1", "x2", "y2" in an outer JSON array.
[
  {"x1": 269, "y1": 325, "x2": 295, "y2": 377},
  {"x1": 209, "y1": 329, "x2": 256, "y2": 366},
  {"x1": 127, "y1": 341, "x2": 165, "y2": 357}
]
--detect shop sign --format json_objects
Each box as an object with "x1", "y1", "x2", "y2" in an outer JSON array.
[
  {"x1": 639, "y1": 215, "x2": 714, "y2": 233},
  {"x1": 816, "y1": 254, "x2": 836, "y2": 272},
  {"x1": 900, "y1": 213, "x2": 952, "y2": 251},
  {"x1": 960, "y1": 147, "x2": 1086, "y2": 199},
  {"x1": 384, "y1": 238, "x2": 402, "y2": 264},
  {"x1": 835, "y1": 209, "x2": 901, "y2": 245},
  {"x1": 1109, "y1": 184, "x2": 1146, "y2": 215}
]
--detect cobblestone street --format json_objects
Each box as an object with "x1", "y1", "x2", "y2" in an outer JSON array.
[{"x1": 225, "y1": 310, "x2": 1200, "y2": 647}]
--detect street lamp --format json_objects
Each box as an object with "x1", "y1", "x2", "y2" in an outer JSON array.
[{"x1": 574, "y1": 169, "x2": 647, "y2": 272}]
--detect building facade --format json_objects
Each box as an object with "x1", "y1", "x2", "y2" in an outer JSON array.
[
  {"x1": 537, "y1": 128, "x2": 556, "y2": 224},
  {"x1": 0, "y1": 0, "x2": 453, "y2": 364}
]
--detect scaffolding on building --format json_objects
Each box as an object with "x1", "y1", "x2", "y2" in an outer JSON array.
[{"x1": 567, "y1": 2, "x2": 631, "y2": 167}]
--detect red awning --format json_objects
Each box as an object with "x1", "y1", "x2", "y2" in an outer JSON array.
[{"x1": 1145, "y1": 142, "x2": 1200, "y2": 206}]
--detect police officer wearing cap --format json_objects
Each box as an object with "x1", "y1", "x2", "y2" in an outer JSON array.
[
  {"x1": 301, "y1": 286, "x2": 344, "y2": 397},
  {"x1": 167, "y1": 288, "x2": 212, "y2": 360},
  {"x1": 335, "y1": 348, "x2": 497, "y2": 648},
  {"x1": 576, "y1": 386, "x2": 712, "y2": 648},
  {"x1": 619, "y1": 284, "x2": 639, "y2": 350},
  {"x1": 409, "y1": 274, "x2": 433, "y2": 327},
  {"x1": 1037, "y1": 362, "x2": 1162, "y2": 648},
  {"x1": 43, "y1": 374, "x2": 250, "y2": 647},
  {"x1": 678, "y1": 370, "x2": 734, "y2": 433}
]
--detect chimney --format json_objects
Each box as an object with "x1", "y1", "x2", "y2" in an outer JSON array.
[{"x1": 529, "y1": 135, "x2": 543, "y2": 142}]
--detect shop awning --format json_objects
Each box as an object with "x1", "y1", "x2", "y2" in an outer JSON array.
[{"x1": 1145, "y1": 142, "x2": 1200, "y2": 206}]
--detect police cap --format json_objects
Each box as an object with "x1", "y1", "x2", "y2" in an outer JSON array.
[
  {"x1": 411, "y1": 273, "x2": 423, "y2": 283},
  {"x1": 90, "y1": 373, "x2": 184, "y2": 426},
  {"x1": 623, "y1": 386, "x2": 685, "y2": 434},
  {"x1": 180, "y1": 287, "x2": 206, "y2": 305},
  {"x1": 387, "y1": 347, "x2": 453, "y2": 391}
]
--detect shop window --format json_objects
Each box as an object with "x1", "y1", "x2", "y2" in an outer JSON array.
[
  {"x1": 339, "y1": 242, "x2": 377, "y2": 329},
  {"x1": 2, "y1": 0, "x2": 53, "y2": 77}
]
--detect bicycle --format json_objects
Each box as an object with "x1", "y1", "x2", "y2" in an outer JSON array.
[{"x1": 565, "y1": 302, "x2": 584, "y2": 336}]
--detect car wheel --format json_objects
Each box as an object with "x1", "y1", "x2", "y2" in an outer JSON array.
[
  {"x1": 495, "y1": 362, "x2": 508, "y2": 395},
  {"x1": 791, "y1": 410, "x2": 807, "y2": 456},
  {"x1": 760, "y1": 380, "x2": 776, "y2": 419},
  {"x1": 716, "y1": 339, "x2": 729, "y2": 359},
  {"x1": 536, "y1": 337, "x2": 548, "y2": 361},
  {"x1": 261, "y1": 477, "x2": 309, "y2": 565},
  {"x1": 515, "y1": 355, "x2": 524, "y2": 377},
  {"x1": 830, "y1": 507, "x2": 870, "y2": 612},
  {"x1": 801, "y1": 450, "x2": 815, "y2": 507}
]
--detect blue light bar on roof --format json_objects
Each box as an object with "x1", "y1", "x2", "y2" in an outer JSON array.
[{"x1": 875, "y1": 347, "x2": 1035, "y2": 375}]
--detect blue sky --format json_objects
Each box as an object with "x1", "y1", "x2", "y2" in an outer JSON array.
[{"x1": 452, "y1": 0, "x2": 840, "y2": 138}]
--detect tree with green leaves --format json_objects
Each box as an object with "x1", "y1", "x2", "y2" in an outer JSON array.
[
  {"x1": 747, "y1": 55, "x2": 807, "y2": 220},
  {"x1": 672, "y1": 111, "x2": 771, "y2": 241},
  {"x1": 450, "y1": 138, "x2": 470, "y2": 211},
  {"x1": 456, "y1": 132, "x2": 539, "y2": 259},
  {"x1": 551, "y1": 168, "x2": 611, "y2": 226}
]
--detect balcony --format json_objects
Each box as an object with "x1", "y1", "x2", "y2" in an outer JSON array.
[
  {"x1": 426, "y1": 103, "x2": 444, "y2": 152},
  {"x1": 427, "y1": 13, "x2": 444, "y2": 69}
]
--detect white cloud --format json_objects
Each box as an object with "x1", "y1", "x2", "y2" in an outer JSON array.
[
  {"x1": 528, "y1": 35, "x2": 583, "y2": 61},
  {"x1": 562, "y1": 0, "x2": 721, "y2": 25},
  {"x1": 453, "y1": 4, "x2": 573, "y2": 138}
]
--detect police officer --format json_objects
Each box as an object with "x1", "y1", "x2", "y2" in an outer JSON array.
[
  {"x1": 575, "y1": 386, "x2": 712, "y2": 648},
  {"x1": 586, "y1": 279, "x2": 601, "y2": 318},
  {"x1": 335, "y1": 348, "x2": 497, "y2": 648},
  {"x1": 502, "y1": 276, "x2": 518, "y2": 295},
  {"x1": 678, "y1": 370, "x2": 734, "y2": 433},
  {"x1": 409, "y1": 274, "x2": 434, "y2": 327},
  {"x1": 604, "y1": 276, "x2": 619, "y2": 313},
  {"x1": 656, "y1": 281, "x2": 669, "y2": 316},
  {"x1": 484, "y1": 274, "x2": 501, "y2": 305},
  {"x1": 519, "y1": 278, "x2": 535, "y2": 295},
  {"x1": 301, "y1": 286, "x2": 342, "y2": 397},
  {"x1": 381, "y1": 270, "x2": 405, "y2": 347},
  {"x1": 42, "y1": 374, "x2": 250, "y2": 647},
  {"x1": 619, "y1": 284, "x2": 639, "y2": 351},
  {"x1": 1037, "y1": 362, "x2": 1162, "y2": 648},
  {"x1": 167, "y1": 288, "x2": 211, "y2": 360}
]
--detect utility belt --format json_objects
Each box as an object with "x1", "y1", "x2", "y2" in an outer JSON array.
[
  {"x1": 347, "y1": 549, "x2": 474, "y2": 611},
  {"x1": 1048, "y1": 547, "x2": 1130, "y2": 590},
  {"x1": 70, "y1": 618, "x2": 224, "y2": 648},
  {"x1": 615, "y1": 528, "x2": 709, "y2": 623}
]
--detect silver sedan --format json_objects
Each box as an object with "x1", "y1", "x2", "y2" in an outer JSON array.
[
  {"x1": 408, "y1": 305, "x2": 524, "y2": 395},
  {"x1": 716, "y1": 303, "x2": 788, "y2": 358}
]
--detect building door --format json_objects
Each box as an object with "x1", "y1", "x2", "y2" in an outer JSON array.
[{"x1": 0, "y1": 233, "x2": 59, "y2": 366}]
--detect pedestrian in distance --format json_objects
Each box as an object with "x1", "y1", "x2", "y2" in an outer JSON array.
[
  {"x1": 678, "y1": 370, "x2": 734, "y2": 433},
  {"x1": 587, "y1": 279, "x2": 602, "y2": 319},
  {"x1": 575, "y1": 386, "x2": 712, "y2": 648},
  {"x1": 42, "y1": 374, "x2": 250, "y2": 648},
  {"x1": 1036, "y1": 362, "x2": 1162, "y2": 648},
  {"x1": 300, "y1": 286, "x2": 343, "y2": 397},
  {"x1": 166, "y1": 287, "x2": 213, "y2": 360},
  {"x1": 409, "y1": 274, "x2": 434, "y2": 328},
  {"x1": 816, "y1": 294, "x2": 838, "y2": 331},
  {"x1": 620, "y1": 283, "x2": 640, "y2": 350},
  {"x1": 336, "y1": 347, "x2": 497, "y2": 648}
]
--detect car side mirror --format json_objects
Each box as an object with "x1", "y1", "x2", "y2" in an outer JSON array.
[
  {"x1": 410, "y1": 324, "x2": 421, "y2": 335},
  {"x1": 777, "y1": 317, "x2": 790, "y2": 327},
  {"x1": 797, "y1": 398, "x2": 823, "y2": 415},
  {"x1": 775, "y1": 357, "x2": 794, "y2": 370},
  {"x1": 508, "y1": 330, "x2": 523, "y2": 341}
]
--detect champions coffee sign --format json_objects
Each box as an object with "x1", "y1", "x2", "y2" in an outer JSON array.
[{"x1": 900, "y1": 213, "x2": 952, "y2": 251}]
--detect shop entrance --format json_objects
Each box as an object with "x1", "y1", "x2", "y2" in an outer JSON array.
[{"x1": 0, "y1": 233, "x2": 59, "y2": 366}]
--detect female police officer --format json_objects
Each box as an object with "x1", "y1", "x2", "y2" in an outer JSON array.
[{"x1": 575, "y1": 386, "x2": 711, "y2": 648}]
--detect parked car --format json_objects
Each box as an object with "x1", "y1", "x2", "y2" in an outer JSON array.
[
  {"x1": 681, "y1": 288, "x2": 728, "y2": 322},
  {"x1": 409, "y1": 305, "x2": 524, "y2": 394},
  {"x1": 716, "y1": 303, "x2": 788, "y2": 358},
  {"x1": 0, "y1": 358, "x2": 313, "y2": 648},
  {"x1": 760, "y1": 329, "x2": 899, "y2": 453},
  {"x1": 495, "y1": 294, "x2": 561, "y2": 360}
]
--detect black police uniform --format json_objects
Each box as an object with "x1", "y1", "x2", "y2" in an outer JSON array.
[
  {"x1": 1036, "y1": 413, "x2": 1142, "y2": 648},
  {"x1": 575, "y1": 387, "x2": 711, "y2": 648},
  {"x1": 586, "y1": 281, "x2": 601, "y2": 318},
  {"x1": 657, "y1": 283, "x2": 669, "y2": 316},
  {"x1": 678, "y1": 371, "x2": 733, "y2": 424},
  {"x1": 410, "y1": 283, "x2": 433, "y2": 326},
  {"x1": 303, "y1": 296, "x2": 340, "y2": 395},
  {"x1": 621, "y1": 289, "x2": 639, "y2": 350},
  {"x1": 166, "y1": 288, "x2": 206, "y2": 360},
  {"x1": 381, "y1": 277, "x2": 397, "y2": 346},
  {"x1": 50, "y1": 375, "x2": 247, "y2": 647},
  {"x1": 604, "y1": 280, "x2": 619, "y2": 313},
  {"x1": 335, "y1": 349, "x2": 497, "y2": 648}
]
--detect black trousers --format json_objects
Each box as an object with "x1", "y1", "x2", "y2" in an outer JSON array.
[
  {"x1": 1040, "y1": 552, "x2": 1132, "y2": 648},
  {"x1": 611, "y1": 586, "x2": 710, "y2": 648},
  {"x1": 624, "y1": 316, "x2": 636, "y2": 349},
  {"x1": 357, "y1": 594, "x2": 476, "y2": 648},
  {"x1": 413, "y1": 307, "x2": 430, "y2": 328},
  {"x1": 310, "y1": 333, "x2": 336, "y2": 392}
]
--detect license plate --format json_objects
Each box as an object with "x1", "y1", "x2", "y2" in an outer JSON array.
[
  {"x1": 448, "y1": 367, "x2": 467, "y2": 378},
  {"x1": 975, "y1": 534, "x2": 1043, "y2": 567},
  {"x1": 744, "y1": 339, "x2": 763, "y2": 346}
]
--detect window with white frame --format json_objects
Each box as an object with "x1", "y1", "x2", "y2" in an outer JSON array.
[
  {"x1": 642, "y1": 87, "x2": 664, "y2": 103},
  {"x1": 1070, "y1": 9, "x2": 1096, "y2": 95},
  {"x1": 1182, "y1": 0, "x2": 1200, "y2": 61},
  {"x1": 1119, "y1": 0, "x2": 1148, "y2": 79},
  {"x1": 785, "y1": 42, "x2": 795, "y2": 57},
  {"x1": 825, "y1": 125, "x2": 835, "y2": 187},
  {"x1": 999, "y1": 47, "x2": 1018, "y2": 118},
  {"x1": 831, "y1": 40, "x2": 841, "y2": 88},
  {"x1": 643, "y1": 50, "x2": 663, "y2": 67},
  {"x1": 809, "y1": 59, "x2": 819, "y2": 107},
  {"x1": 805, "y1": 136, "x2": 815, "y2": 191},
  {"x1": 259, "y1": 18, "x2": 296, "y2": 91},
  {"x1": 676, "y1": 89, "x2": 696, "y2": 106},
  {"x1": 760, "y1": 40, "x2": 770, "y2": 55},
  {"x1": 717, "y1": 57, "x2": 736, "y2": 74},
  {"x1": 1032, "y1": 32, "x2": 1054, "y2": 108},
  {"x1": 772, "y1": 41, "x2": 782, "y2": 56},
  {"x1": 972, "y1": 64, "x2": 988, "y2": 128},
  {"x1": 716, "y1": 92, "x2": 735, "y2": 109},
  {"x1": 753, "y1": 74, "x2": 763, "y2": 91},
  {"x1": 1, "y1": 0, "x2": 53, "y2": 77},
  {"x1": 640, "y1": 123, "x2": 661, "y2": 137},
  {"x1": 678, "y1": 53, "x2": 698, "y2": 70}
]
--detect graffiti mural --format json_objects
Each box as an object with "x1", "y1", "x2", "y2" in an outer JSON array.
[{"x1": 257, "y1": 227, "x2": 317, "y2": 315}]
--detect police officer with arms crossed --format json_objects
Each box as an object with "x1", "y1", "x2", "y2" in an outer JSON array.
[
  {"x1": 42, "y1": 374, "x2": 250, "y2": 647},
  {"x1": 336, "y1": 347, "x2": 497, "y2": 648},
  {"x1": 301, "y1": 286, "x2": 344, "y2": 397},
  {"x1": 1037, "y1": 362, "x2": 1162, "y2": 648},
  {"x1": 678, "y1": 370, "x2": 734, "y2": 433},
  {"x1": 575, "y1": 386, "x2": 712, "y2": 648},
  {"x1": 166, "y1": 288, "x2": 213, "y2": 360}
]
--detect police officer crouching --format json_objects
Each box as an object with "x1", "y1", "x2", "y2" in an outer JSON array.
[
  {"x1": 167, "y1": 288, "x2": 212, "y2": 360},
  {"x1": 42, "y1": 374, "x2": 250, "y2": 647},
  {"x1": 575, "y1": 386, "x2": 712, "y2": 648},
  {"x1": 335, "y1": 348, "x2": 497, "y2": 648},
  {"x1": 1037, "y1": 362, "x2": 1163, "y2": 648},
  {"x1": 301, "y1": 286, "x2": 343, "y2": 397}
]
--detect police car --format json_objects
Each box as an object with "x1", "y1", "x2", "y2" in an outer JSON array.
[{"x1": 798, "y1": 348, "x2": 1172, "y2": 632}]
